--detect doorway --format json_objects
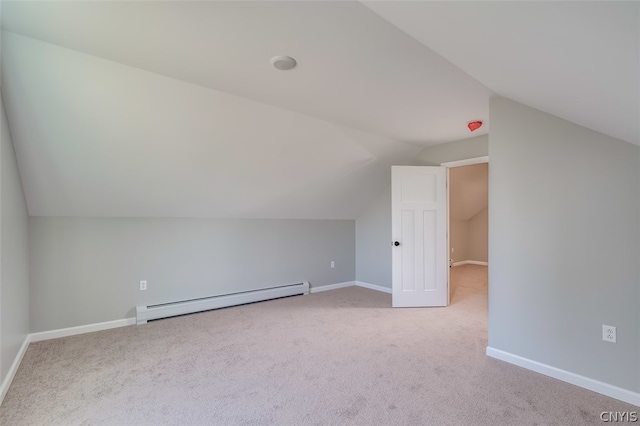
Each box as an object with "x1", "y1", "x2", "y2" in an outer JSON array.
[{"x1": 441, "y1": 157, "x2": 488, "y2": 305}]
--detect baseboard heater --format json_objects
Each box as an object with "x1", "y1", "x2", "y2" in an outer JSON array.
[{"x1": 135, "y1": 281, "x2": 309, "y2": 325}]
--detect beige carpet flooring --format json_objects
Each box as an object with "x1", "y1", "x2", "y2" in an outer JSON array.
[{"x1": 1, "y1": 265, "x2": 636, "y2": 425}]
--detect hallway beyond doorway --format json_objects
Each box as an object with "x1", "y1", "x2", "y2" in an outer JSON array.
[{"x1": 450, "y1": 264, "x2": 487, "y2": 306}]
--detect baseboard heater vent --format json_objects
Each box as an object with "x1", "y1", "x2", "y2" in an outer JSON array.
[{"x1": 136, "y1": 281, "x2": 309, "y2": 325}]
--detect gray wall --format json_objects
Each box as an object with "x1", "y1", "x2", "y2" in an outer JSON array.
[
  {"x1": 450, "y1": 208, "x2": 487, "y2": 264},
  {"x1": 30, "y1": 218, "x2": 355, "y2": 332},
  {"x1": 1, "y1": 94, "x2": 30, "y2": 383},
  {"x1": 355, "y1": 135, "x2": 488, "y2": 288},
  {"x1": 355, "y1": 186, "x2": 392, "y2": 287},
  {"x1": 468, "y1": 207, "x2": 488, "y2": 262},
  {"x1": 449, "y1": 219, "x2": 469, "y2": 263},
  {"x1": 489, "y1": 97, "x2": 640, "y2": 392}
]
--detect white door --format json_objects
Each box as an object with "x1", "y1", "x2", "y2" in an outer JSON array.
[{"x1": 392, "y1": 166, "x2": 447, "y2": 307}]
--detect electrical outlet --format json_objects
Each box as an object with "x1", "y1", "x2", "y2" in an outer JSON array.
[
  {"x1": 602, "y1": 325, "x2": 616, "y2": 343},
  {"x1": 140, "y1": 280, "x2": 147, "y2": 291},
  {"x1": 451, "y1": 247, "x2": 455, "y2": 253},
  {"x1": 330, "y1": 261, "x2": 335, "y2": 269}
]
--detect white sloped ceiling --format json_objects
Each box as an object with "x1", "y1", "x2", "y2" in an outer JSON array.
[
  {"x1": 0, "y1": 1, "x2": 491, "y2": 144},
  {"x1": 0, "y1": 1, "x2": 492, "y2": 219},
  {"x1": 2, "y1": 32, "x2": 420, "y2": 219},
  {"x1": 364, "y1": 1, "x2": 640, "y2": 146},
  {"x1": 2, "y1": 1, "x2": 636, "y2": 220}
]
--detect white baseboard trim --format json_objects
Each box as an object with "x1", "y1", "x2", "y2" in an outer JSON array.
[
  {"x1": 453, "y1": 260, "x2": 488, "y2": 267},
  {"x1": 0, "y1": 335, "x2": 30, "y2": 406},
  {"x1": 30, "y1": 318, "x2": 136, "y2": 343},
  {"x1": 355, "y1": 281, "x2": 392, "y2": 294},
  {"x1": 486, "y1": 346, "x2": 640, "y2": 407},
  {"x1": 1, "y1": 318, "x2": 136, "y2": 405},
  {"x1": 310, "y1": 281, "x2": 355, "y2": 294}
]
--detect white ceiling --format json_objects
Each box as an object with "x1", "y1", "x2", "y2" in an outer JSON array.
[
  {"x1": 2, "y1": 31, "x2": 419, "y2": 218},
  {"x1": 1, "y1": 1, "x2": 637, "y2": 219},
  {"x1": 1, "y1": 1, "x2": 492, "y2": 145},
  {"x1": 364, "y1": 1, "x2": 640, "y2": 146}
]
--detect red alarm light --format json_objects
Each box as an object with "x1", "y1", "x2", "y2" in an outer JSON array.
[{"x1": 467, "y1": 121, "x2": 483, "y2": 132}]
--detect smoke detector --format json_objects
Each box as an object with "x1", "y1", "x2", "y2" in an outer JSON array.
[{"x1": 271, "y1": 56, "x2": 297, "y2": 71}]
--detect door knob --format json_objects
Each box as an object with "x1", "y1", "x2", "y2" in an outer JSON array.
[{"x1": 393, "y1": 241, "x2": 400, "y2": 246}]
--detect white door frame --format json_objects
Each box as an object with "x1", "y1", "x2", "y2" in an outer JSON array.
[
  {"x1": 440, "y1": 156, "x2": 489, "y2": 304},
  {"x1": 440, "y1": 156, "x2": 489, "y2": 169}
]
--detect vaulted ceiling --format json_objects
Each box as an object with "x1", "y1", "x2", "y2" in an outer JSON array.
[
  {"x1": 363, "y1": 1, "x2": 639, "y2": 146},
  {"x1": 1, "y1": 1, "x2": 637, "y2": 219}
]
